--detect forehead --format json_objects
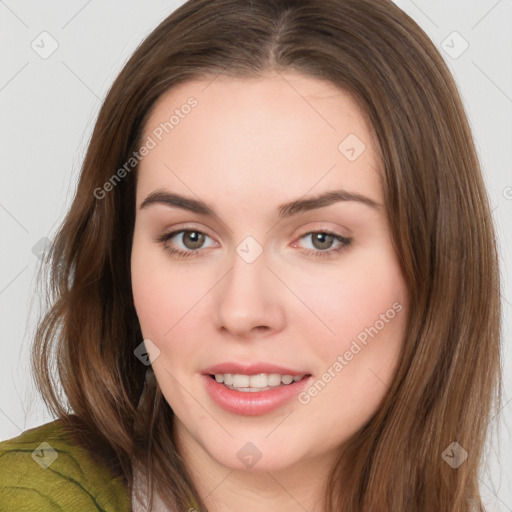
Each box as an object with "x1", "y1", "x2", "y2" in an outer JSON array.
[{"x1": 136, "y1": 72, "x2": 382, "y2": 208}]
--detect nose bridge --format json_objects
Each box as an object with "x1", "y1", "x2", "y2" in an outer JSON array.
[{"x1": 213, "y1": 237, "x2": 285, "y2": 337}]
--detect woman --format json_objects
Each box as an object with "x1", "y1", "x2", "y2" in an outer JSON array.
[{"x1": 0, "y1": 0, "x2": 501, "y2": 510}]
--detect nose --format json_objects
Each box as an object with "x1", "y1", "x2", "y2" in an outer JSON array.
[{"x1": 212, "y1": 247, "x2": 286, "y2": 340}]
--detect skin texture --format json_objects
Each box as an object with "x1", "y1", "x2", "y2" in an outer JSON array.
[{"x1": 130, "y1": 71, "x2": 409, "y2": 512}]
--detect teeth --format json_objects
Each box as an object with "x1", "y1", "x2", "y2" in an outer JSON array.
[
  {"x1": 232, "y1": 374, "x2": 249, "y2": 387},
  {"x1": 249, "y1": 374, "x2": 267, "y2": 387},
  {"x1": 267, "y1": 373, "x2": 282, "y2": 387},
  {"x1": 213, "y1": 373, "x2": 305, "y2": 390}
]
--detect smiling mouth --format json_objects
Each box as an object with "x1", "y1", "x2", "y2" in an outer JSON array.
[{"x1": 209, "y1": 373, "x2": 309, "y2": 392}]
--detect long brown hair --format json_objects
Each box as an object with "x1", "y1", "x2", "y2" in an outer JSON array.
[{"x1": 32, "y1": 0, "x2": 502, "y2": 510}]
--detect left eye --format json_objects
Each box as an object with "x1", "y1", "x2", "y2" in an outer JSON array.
[
  {"x1": 155, "y1": 229, "x2": 352, "y2": 259},
  {"x1": 298, "y1": 231, "x2": 349, "y2": 252}
]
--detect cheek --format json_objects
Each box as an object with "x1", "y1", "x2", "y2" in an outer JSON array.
[
  {"x1": 131, "y1": 258, "x2": 171, "y2": 340},
  {"x1": 295, "y1": 254, "x2": 407, "y2": 431},
  {"x1": 289, "y1": 249, "x2": 407, "y2": 359},
  {"x1": 131, "y1": 237, "x2": 214, "y2": 373},
  {"x1": 131, "y1": 235, "x2": 197, "y2": 337}
]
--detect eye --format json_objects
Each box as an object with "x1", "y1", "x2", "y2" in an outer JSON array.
[
  {"x1": 155, "y1": 229, "x2": 216, "y2": 258},
  {"x1": 154, "y1": 228, "x2": 352, "y2": 259},
  {"x1": 294, "y1": 231, "x2": 352, "y2": 258}
]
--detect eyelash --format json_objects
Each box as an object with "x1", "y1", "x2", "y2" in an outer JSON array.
[{"x1": 154, "y1": 228, "x2": 352, "y2": 259}]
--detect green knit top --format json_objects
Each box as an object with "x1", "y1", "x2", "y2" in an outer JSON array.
[{"x1": 0, "y1": 419, "x2": 131, "y2": 511}]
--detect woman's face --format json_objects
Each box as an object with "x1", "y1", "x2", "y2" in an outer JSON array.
[{"x1": 131, "y1": 71, "x2": 409, "y2": 474}]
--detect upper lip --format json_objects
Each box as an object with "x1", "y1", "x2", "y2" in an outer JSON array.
[{"x1": 202, "y1": 362, "x2": 310, "y2": 376}]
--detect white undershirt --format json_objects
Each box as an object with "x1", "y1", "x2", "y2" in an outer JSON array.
[{"x1": 131, "y1": 464, "x2": 176, "y2": 512}]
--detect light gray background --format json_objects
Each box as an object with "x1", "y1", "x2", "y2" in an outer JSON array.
[{"x1": 1, "y1": 0, "x2": 511, "y2": 509}]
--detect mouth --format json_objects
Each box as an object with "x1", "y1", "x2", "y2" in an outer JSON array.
[
  {"x1": 201, "y1": 364, "x2": 313, "y2": 415},
  {"x1": 209, "y1": 372, "x2": 308, "y2": 392}
]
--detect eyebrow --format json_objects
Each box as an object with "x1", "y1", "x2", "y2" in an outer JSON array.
[{"x1": 139, "y1": 188, "x2": 381, "y2": 218}]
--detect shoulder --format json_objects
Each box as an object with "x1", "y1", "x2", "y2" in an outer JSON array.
[{"x1": 0, "y1": 418, "x2": 131, "y2": 512}]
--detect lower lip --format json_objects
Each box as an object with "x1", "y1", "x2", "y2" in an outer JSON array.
[{"x1": 202, "y1": 375, "x2": 312, "y2": 416}]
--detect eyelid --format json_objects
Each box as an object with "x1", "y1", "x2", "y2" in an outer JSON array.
[
  {"x1": 159, "y1": 223, "x2": 218, "y2": 241},
  {"x1": 293, "y1": 222, "x2": 351, "y2": 238},
  {"x1": 292, "y1": 221, "x2": 353, "y2": 238}
]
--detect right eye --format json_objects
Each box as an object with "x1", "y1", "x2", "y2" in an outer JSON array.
[{"x1": 156, "y1": 229, "x2": 217, "y2": 258}]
